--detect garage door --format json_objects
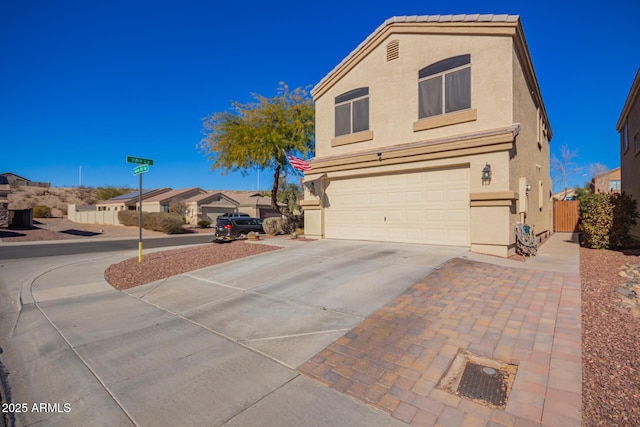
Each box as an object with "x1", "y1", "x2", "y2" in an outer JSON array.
[
  {"x1": 324, "y1": 167, "x2": 470, "y2": 246},
  {"x1": 201, "y1": 207, "x2": 235, "y2": 223}
]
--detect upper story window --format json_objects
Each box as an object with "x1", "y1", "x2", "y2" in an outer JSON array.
[
  {"x1": 622, "y1": 121, "x2": 629, "y2": 152},
  {"x1": 418, "y1": 54, "x2": 471, "y2": 119},
  {"x1": 335, "y1": 87, "x2": 369, "y2": 137},
  {"x1": 635, "y1": 132, "x2": 640, "y2": 154}
]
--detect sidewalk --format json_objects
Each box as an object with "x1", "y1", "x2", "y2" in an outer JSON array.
[{"x1": 300, "y1": 233, "x2": 582, "y2": 426}]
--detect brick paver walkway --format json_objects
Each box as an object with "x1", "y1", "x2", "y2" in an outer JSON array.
[{"x1": 299, "y1": 258, "x2": 581, "y2": 426}]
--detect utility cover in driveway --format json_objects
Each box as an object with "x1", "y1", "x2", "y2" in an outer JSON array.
[
  {"x1": 457, "y1": 362, "x2": 509, "y2": 407},
  {"x1": 441, "y1": 352, "x2": 517, "y2": 409}
]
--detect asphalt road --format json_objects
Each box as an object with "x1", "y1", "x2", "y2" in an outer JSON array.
[{"x1": 0, "y1": 234, "x2": 215, "y2": 260}]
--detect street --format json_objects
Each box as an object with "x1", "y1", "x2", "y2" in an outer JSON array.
[{"x1": 0, "y1": 234, "x2": 214, "y2": 260}]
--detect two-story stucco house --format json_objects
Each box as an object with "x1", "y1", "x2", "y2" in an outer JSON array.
[
  {"x1": 302, "y1": 15, "x2": 552, "y2": 257},
  {"x1": 618, "y1": 68, "x2": 640, "y2": 241}
]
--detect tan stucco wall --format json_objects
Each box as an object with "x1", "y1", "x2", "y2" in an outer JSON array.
[
  {"x1": 307, "y1": 21, "x2": 550, "y2": 257},
  {"x1": 314, "y1": 33, "x2": 514, "y2": 159},
  {"x1": 621, "y1": 88, "x2": 640, "y2": 240},
  {"x1": 141, "y1": 203, "x2": 164, "y2": 213},
  {"x1": 509, "y1": 46, "x2": 551, "y2": 241}
]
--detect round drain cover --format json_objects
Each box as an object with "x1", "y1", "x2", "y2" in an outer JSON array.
[{"x1": 482, "y1": 367, "x2": 497, "y2": 376}]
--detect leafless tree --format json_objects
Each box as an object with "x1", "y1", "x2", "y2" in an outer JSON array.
[
  {"x1": 551, "y1": 145, "x2": 581, "y2": 200},
  {"x1": 588, "y1": 162, "x2": 609, "y2": 178}
]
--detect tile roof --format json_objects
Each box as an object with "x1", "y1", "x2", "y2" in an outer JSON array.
[
  {"x1": 100, "y1": 188, "x2": 172, "y2": 204},
  {"x1": 141, "y1": 187, "x2": 204, "y2": 203}
]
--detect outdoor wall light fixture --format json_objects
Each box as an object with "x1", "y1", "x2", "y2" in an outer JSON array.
[
  {"x1": 377, "y1": 152, "x2": 382, "y2": 161},
  {"x1": 482, "y1": 163, "x2": 492, "y2": 185}
]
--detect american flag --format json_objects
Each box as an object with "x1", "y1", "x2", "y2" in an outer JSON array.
[{"x1": 286, "y1": 153, "x2": 312, "y2": 172}]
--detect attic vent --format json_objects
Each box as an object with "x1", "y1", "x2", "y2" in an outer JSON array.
[{"x1": 386, "y1": 40, "x2": 399, "y2": 62}]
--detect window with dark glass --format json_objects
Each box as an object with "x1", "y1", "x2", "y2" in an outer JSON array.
[
  {"x1": 335, "y1": 87, "x2": 369, "y2": 137},
  {"x1": 418, "y1": 54, "x2": 471, "y2": 119}
]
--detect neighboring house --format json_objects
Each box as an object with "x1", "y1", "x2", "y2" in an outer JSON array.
[
  {"x1": 95, "y1": 188, "x2": 172, "y2": 212},
  {"x1": 68, "y1": 188, "x2": 172, "y2": 226},
  {"x1": 141, "y1": 187, "x2": 207, "y2": 221},
  {"x1": 302, "y1": 15, "x2": 552, "y2": 257},
  {"x1": 590, "y1": 167, "x2": 621, "y2": 194},
  {"x1": 551, "y1": 188, "x2": 578, "y2": 201},
  {"x1": 618, "y1": 68, "x2": 640, "y2": 240},
  {"x1": 199, "y1": 191, "x2": 281, "y2": 223},
  {"x1": 0, "y1": 172, "x2": 50, "y2": 188},
  {"x1": 0, "y1": 175, "x2": 9, "y2": 228},
  {"x1": 69, "y1": 188, "x2": 282, "y2": 226}
]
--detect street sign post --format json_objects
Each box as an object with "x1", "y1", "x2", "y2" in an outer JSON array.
[{"x1": 126, "y1": 156, "x2": 154, "y2": 263}]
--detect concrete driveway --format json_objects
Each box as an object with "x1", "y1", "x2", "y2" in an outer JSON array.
[{"x1": 0, "y1": 239, "x2": 467, "y2": 426}]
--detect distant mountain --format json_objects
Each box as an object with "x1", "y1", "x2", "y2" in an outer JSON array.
[{"x1": 7, "y1": 186, "x2": 100, "y2": 217}]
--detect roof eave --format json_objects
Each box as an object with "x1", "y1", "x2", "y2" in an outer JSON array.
[{"x1": 616, "y1": 68, "x2": 640, "y2": 131}]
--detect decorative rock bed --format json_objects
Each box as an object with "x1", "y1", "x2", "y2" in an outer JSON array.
[{"x1": 616, "y1": 263, "x2": 640, "y2": 318}]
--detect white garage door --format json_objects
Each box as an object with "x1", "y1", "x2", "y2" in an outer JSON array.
[{"x1": 324, "y1": 167, "x2": 470, "y2": 246}]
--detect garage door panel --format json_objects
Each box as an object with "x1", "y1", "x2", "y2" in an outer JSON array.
[
  {"x1": 407, "y1": 190, "x2": 425, "y2": 203},
  {"x1": 405, "y1": 209, "x2": 424, "y2": 222},
  {"x1": 426, "y1": 209, "x2": 444, "y2": 221},
  {"x1": 427, "y1": 190, "x2": 444, "y2": 202},
  {"x1": 447, "y1": 229, "x2": 469, "y2": 246},
  {"x1": 447, "y1": 188, "x2": 468, "y2": 202},
  {"x1": 426, "y1": 170, "x2": 444, "y2": 183},
  {"x1": 324, "y1": 168, "x2": 469, "y2": 246},
  {"x1": 448, "y1": 209, "x2": 469, "y2": 223}
]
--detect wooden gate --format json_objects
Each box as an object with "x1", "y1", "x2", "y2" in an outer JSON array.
[{"x1": 554, "y1": 200, "x2": 580, "y2": 232}]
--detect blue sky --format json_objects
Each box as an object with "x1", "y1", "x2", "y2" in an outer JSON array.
[{"x1": 1, "y1": 0, "x2": 638, "y2": 193}]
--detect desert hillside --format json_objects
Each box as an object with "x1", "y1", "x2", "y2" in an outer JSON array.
[{"x1": 8, "y1": 186, "x2": 100, "y2": 217}]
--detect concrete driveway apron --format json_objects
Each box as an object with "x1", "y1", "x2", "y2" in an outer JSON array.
[{"x1": 1, "y1": 240, "x2": 466, "y2": 426}]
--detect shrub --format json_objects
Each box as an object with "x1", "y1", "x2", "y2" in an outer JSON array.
[
  {"x1": 118, "y1": 211, "x2": 138, "y2": 226},
  {"x1": 262, "y1": 217, "x2": 301, "y2": 235},
  {"x1": 117, "y1": 211, "x2": 185, "y2": 234},
  {"x1": 281, "y1": 217, "x2": 297, "y2": 234},
  {"x1": 263, "y1": 217, "x2": 283, "y2": 235},
  {"x1": 579, "y1": 193, "x2": 613, "y2": 249},
  {"x1": 579, "y1": 192, "x2": 639, "y2": 249},
  {"x1": 33, "y1": 205, "x2": 52, "y2": 218},
  {"x1": 197, "y1": 220, "x2": 211, "y2": 228},
  {"x1": 610, "y1": 192, "x2": 639, "y2": 247}
]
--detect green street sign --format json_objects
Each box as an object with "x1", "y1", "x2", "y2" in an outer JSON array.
[
  {"x1": 133, "y1": 165, "x2": 149, "y2": 175},
  {"x1": 127, "y1": 156, "x2": 154, "y2": 166}
]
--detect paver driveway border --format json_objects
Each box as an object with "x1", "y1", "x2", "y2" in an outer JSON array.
[{"x1": 300, "y1": 233, "x2": 581, "y2": 427}]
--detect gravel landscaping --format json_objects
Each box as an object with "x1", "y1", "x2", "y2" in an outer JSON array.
[
  {"x1": 104, "y1": 241, "x2": 282, "y2": 290},
  {"x1": 581, "y1": 245, "x2": 640, "y2": 426}
]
